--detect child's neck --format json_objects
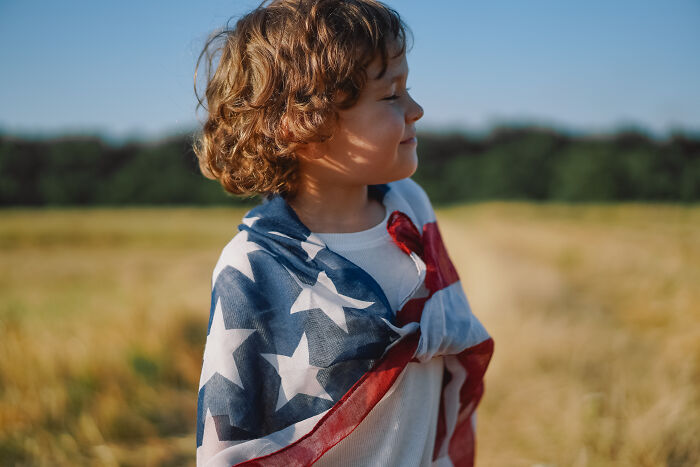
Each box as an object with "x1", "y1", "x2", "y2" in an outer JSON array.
[{"x1": 287, "y1": 182, "x2": 386, "y2": 234}]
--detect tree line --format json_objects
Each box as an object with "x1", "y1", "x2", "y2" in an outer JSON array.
[{"x1": 1, "y1": 126, "x2": 698, "y2": 207}]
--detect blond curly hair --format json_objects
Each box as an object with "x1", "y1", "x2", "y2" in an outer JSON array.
[{"x1": 193, "y1": 0, "x2": 411, "y2": 201}]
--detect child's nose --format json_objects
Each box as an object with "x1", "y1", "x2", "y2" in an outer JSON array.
[{"x1": 407, "y1": 97, "x2": 424, "y2": 123}]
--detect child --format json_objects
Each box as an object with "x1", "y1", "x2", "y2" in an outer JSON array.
[{"x1": 193, "y1": 1, "x2": 494, "y2": 466}]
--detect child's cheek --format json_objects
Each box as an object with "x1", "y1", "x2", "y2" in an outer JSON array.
[
  {"x1": 374, "y1": 106, "x2": 403, "y2": 131},
  {"x1": 389, "y1": 107, "x2": 408, "y2": 138}
]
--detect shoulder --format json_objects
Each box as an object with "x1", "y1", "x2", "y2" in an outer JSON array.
[
  {"x1": 210, "y1": 227, "x2": 274, "y2": 287},
  {"x1": 388, "y1": 176, "x2": 431, "y2": 207},
  {"x1": 386, "y1": 177, "x2": 436, "y2": 224}
]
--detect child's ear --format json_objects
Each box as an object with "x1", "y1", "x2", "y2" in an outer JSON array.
[
  {"x1": 295, "y1": 141, "x2": 325, "y2": 161},
  {"x1": 280, "y1": 115, "x2": 295, "y2": 141},
  {"x1": 281, "y1": 114, "x2": 328, "y2": 160}
]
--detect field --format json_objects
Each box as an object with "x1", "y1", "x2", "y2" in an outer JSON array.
[{"x1": 1, "y1": 203, "x2": 698, "y2": 466}]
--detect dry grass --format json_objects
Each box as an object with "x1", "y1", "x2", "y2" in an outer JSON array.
[
  {"x1": 0, "y1": 203, "x2": 698, "y2": 466},
  {"x1": 437, "y1": 202, "x2": 700, "y2": 467}
]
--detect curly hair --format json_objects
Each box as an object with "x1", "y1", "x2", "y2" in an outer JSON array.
[{"x1": 193, "y1": 0, "x2": 411, "y2": 201}]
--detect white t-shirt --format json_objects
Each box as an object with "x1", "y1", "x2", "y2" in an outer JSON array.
[{"x1": 312, "y1": 195, "x2": 444, "y2": 467}]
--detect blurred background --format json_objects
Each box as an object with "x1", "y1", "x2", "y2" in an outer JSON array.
[{"x1": 1, "y1": 0, "x2": 698, "y2": 466}]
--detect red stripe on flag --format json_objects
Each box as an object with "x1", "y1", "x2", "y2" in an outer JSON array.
[
  {"x1": 422, "y1": 221, "x2": 460, "y2": 292},
  {"x1": 456, "y1": 338, "x2": 494, "y2": 407},
  {"x1": 387, "y1": 210, "x2": 423, "y2": 257},
  {"x1": 446, "y1": 337, "x2": 495, "y2": 467},
  {"x1": 396, "y1": 295, "x2": 427, "y2": 327},
  {"x1": 240, "y1": 214, "x2": 492, "y2": 467},
  {"x1": 447, "y1": 408, "x2": 477, "y2": 467},
  {"x1": 238, "y1": 333, "x2": 421, "y2": 467}
]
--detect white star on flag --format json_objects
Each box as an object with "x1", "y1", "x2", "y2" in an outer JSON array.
[
  {"x1": 288, "y1": 269, "x2": 374, "y2": 332},
  {"x1": 261, "y1": 332, "x2": 333, "y2": 411},
  {"x1": 212, "y1": 230, "x2": 262, "y2": 283},
  {"x1": 197, "y1": 408, "x2": 238, "y2": 466},
  {"x1": 235, "y1": 230, "x2": 263, "y2": 282},
  {"x1": 301, "y1": 233, "x2": 324, "y2": 261},
  {"x1": 199, "y1": 297, "x2": 255, "y2": 390},
  {"x1": 241, "y1": 215, "x2": 260, "y2": 227},
  {"x1": 269, "y1": 231, "x2": 293, "y2": 239}
]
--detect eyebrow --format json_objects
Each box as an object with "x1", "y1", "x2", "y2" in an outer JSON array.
[{"x1": 378, "y1": 71, "x2": 409, "y2": 86}]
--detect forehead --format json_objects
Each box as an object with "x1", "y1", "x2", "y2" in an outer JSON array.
[{"x1": 366, "y1": 52, "x2": 408, "y2": 86}]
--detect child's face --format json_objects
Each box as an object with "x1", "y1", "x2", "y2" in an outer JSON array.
[{"x1": 302, "y1": 50, "x2": 424, "y2": 187}]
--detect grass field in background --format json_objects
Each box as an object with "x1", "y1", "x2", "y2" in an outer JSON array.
[{"x1": 1, "y1": 203, "x2": 698, "y2": 466}]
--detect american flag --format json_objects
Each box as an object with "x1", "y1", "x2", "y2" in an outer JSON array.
[{"x1": 196, "y1": 180, "x2": 494, "y2": 466}]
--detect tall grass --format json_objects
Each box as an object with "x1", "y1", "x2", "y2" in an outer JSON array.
[
  {"x1": 0, "y1": 204, "x2": 698, "y2": 466},
  {"x1": 438, "y1": 202, "x2": 700, "y2": 466}
]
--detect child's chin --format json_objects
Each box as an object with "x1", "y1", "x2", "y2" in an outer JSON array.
[
  {"x1": 389, "y1": 165, "x2": 418, "y2": 183},
  {"x1": 402, "y1": 157, "x2": 419, "y2": 178}
]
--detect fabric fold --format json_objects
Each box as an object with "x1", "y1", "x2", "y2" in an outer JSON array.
[{"x1": 196, "y1": 178, "x2": 494, "y2": 467}]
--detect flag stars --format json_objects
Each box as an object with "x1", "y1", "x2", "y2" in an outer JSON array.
[
  {"x1": 261, "y1": 332, "x2": 333, "y2": 411},
  {"x1": 235, "y1": 230, "x2": 263, "y2": 282},
  {"x1": 241, "y1": 215, "x2": 260, "y2": 227},
  {"x1": 197, "y1": 408, "x2": 238, "y2": 465},
  {"x1": 288, "y1": 270, "x2": 374, "y2": 332},
  {"x1": 301, "y1": 233, "x2": 325, "y2": 261},
  {"x1": 269, "y1": 231, "x2": 293, "y2": 240},
  {"x1": 199, "y1": 297, "x2": 256, "y2": 390}
]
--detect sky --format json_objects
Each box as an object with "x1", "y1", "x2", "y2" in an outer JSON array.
[{"x1": 0, "y1": 0, "x2": 699, "y2": 141}]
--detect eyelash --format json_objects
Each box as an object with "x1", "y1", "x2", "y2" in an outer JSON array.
[{"x1": 385, "y1": 87, "x2": 411, "y2": 101}]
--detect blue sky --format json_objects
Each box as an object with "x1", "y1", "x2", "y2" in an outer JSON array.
[{"x1": 1, "y1": 0, "x2": 698, "y2": 140}]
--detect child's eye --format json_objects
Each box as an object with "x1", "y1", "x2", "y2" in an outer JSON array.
[{"x1": 384, "y1": 87, "x2": 411, "y2": 101}]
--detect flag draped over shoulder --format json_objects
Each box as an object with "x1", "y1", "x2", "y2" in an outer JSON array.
[{"x1": 196, "y1": 179, "x2": 494, "y2": 467}]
